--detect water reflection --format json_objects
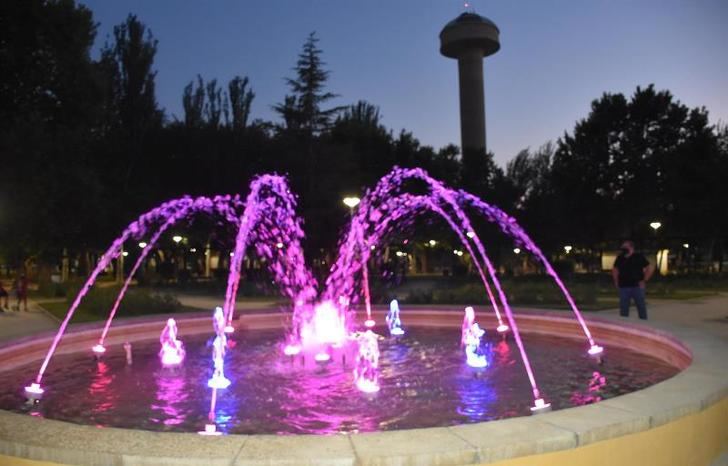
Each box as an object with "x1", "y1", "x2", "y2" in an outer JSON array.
[
  {"x1": 89, "y1": 360, "x2": 115, "y2": 415},
  {"x1": 152, "y1": 368, "x2": 188, "y2": 426},
  {"x1": 571, "y1": 371, "x2": 607, "y2": 405}
]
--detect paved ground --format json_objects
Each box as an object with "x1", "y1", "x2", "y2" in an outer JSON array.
[
  {"x1": 1, "y1": 292, "x2": 726, "y2": 343},
  {"x1": 0, "y1": 300, "x2": 58, "y2": 343},
  {"x1": 611, "y1": 294, "x2": 728, "y2": 339}
]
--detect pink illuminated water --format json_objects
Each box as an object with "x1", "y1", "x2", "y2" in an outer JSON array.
[
  {"x1": 159, "y1": 318, "x2": 185, "y2": 366},
  {"x1": 28, "y1": 167, "x2": 608, "y2": 416},
  {"x1": 1, "y1": 329, "x2": 679, "y2": 434}
]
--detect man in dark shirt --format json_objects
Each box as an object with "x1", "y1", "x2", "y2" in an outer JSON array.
[{"x1": 612, "y1": 240, "x2": 654, "y2": 320}]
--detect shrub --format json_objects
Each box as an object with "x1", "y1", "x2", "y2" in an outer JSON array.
[{"x1": 64, "y1": 283, "x2": 182, "y2": 317}]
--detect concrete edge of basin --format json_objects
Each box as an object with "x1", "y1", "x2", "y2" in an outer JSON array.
[{"x1": 0, "y1": 309, "x2": 725, "y2": 466}]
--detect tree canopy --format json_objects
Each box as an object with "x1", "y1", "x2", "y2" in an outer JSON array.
[{"x1": 1, "y1": 2, "x2": 725, "y2": 274}]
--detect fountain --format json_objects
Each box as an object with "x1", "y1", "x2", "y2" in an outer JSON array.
[
  {"x1": 386, "y1": 299, "x2": 405, "y2": 336},
  {"x1": 461, "y1": 307, "x2": 488, "y2": 368},
  {"x1": 353, "y1": 330, "x2": 381, "y2": 393},
  {"x1": 18, "y1": 166, "x2": 625, "y2": 430},
  {"x1": 159, "y1": 318, "x2": 185, "y2": 366}
]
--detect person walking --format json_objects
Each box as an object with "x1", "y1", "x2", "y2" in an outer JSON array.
[
  {"x1": 14, "y1": 274, "x2": 28, "y2": 312},
  {"x1": 0, "y1": 281, "x2": 8, "y2": 311},
  {"x1": 612, "y1": 240, "x2": 654, "y2": 320}
]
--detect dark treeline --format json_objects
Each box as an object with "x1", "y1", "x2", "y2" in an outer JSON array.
[{"x1": 1, "y1": 0, "x2": 727, "y2": 276}]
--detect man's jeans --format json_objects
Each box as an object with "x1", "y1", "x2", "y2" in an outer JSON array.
[{"x1": 619, "y1": 286, "x2": 647, "y2": 320}]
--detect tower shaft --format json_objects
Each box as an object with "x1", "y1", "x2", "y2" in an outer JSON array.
[{"x1": 457, "y1": 50, "x2": 486, "y2": 152}]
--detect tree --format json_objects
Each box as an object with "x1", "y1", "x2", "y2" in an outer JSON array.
[
  {"x1": 0, "y1": 0, "x2": 108, "y2": 267},
  {"x1": 182, "y1": 75, "x2": 205, "y2": 128},
  {"x1": 273, "y1": 32, "x2": 342, "y2": 136},
  {"x1": 204, "y1": 78, "x2": 224, "y2": 129},
  {"x1": 551, "y1": 85, "x2": 722, "y2": 252},
  {"x1": 228, "y1": 76, "x2": 255, "y2": 131},
  {"x1": 100, "y1": 14, "x2": 161, "y2": 138}
]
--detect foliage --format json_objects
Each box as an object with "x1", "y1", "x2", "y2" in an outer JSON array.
[
  {"x1": 1, "y1": 3, "x2": 726, "y2": 279},
  {"x1": 273, "y1": 32, "x2": 343, "y2": 136},
  {"x1": 63, "y1": 283, "x2": 182, "y2": 318}
]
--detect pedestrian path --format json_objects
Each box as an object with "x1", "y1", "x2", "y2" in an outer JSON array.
[
  {"x1": 1, "y1": 293, "x2": 726, "y2": 344},
  {"x1": 0, "y1": 301, "x2": 58, "y2": 343}
]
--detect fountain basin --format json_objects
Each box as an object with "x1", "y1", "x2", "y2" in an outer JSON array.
[{"x1": 0, "y1": 308, "x2": 725, "y2": 466}]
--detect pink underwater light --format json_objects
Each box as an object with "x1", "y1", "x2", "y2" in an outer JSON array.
[
  {"x1": 530, "y1": 398, "x2": 552, "y2": 413},
  {"x1": 588, "y1": 345, "x2": 604, "y2": 356},
  {"x1": 198, "y1": 423, "x2": 222, "y2": 436},
  {"x1": 24, "y1": 383, "x2": 44, "y2": 400},
  {"x1": 283, "y1": 344, "x2": 301, "y2": 356}
]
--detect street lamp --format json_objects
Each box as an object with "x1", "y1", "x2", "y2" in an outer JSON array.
[
  {"x1": 649, "y1": 221, "x2": 662, "y2": 232},
  {"x1": 172, "y1": 235, "x2": 183, "y2": 244},
  {"x1": 342, "y1": 195, "x2": 374, "y2": 327},
  {"x1": 138, "y1": 242, "x2": 147, "y2": 249},
  {"x1": 342, "y1": 197, "x2": 360, "y2": 210},
  {"x1": 513, "y1": 248, "x2": 521, "y2": 254},
  {"x1": 564, "y1": 245, "x2": 573, "y2": 254}
]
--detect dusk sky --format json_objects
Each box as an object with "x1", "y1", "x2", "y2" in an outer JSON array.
[{"x1": 80, "y1": 0, "x2": 728, "y2": 167}]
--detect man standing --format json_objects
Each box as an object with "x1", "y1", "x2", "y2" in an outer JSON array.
[{"x1": 612, "y1": 241, "x2": 654, "y2": 320}]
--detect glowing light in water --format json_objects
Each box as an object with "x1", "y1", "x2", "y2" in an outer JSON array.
[
  {"x1": 386, "y1": 299, "x2": 405, "y2": 336},
  {"x1": 354, "y1": 330, "x2": 380, "y2": 393},
  {"x1": 92, "y1": 344, "x2": 106, "y2": 354},
  {"x1": 588, "y1": 345, "x2": 604, "y2": 356},
  {"x1": 159, "y1": 318, "x2": 185, "y2": 366},
  {"x1": 462, "y1": 307, "x2": 488, "y2": 368},
  {"x1": 530, "y1": 397, "x2": 552, "y2": 413},
  {"x1": 300, "y1": 301, "x2": 347, "y2": 348},
  {"x1": 24, "y1": 383, "x2": 44, "y2": 400}
]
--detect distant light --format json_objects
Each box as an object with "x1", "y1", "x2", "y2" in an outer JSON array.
[
  {"x1": 564, "y1": 245, "x2": 573, "y2": 254},
  {"x1": 276, "y1": 242, "x2": 284, "y2": 249},
  {"x1": 342, "y1": 197, "x2": 361, "y2": 209},
  {"x1": 138, "y1": 242, "x2": 147, "y2": 249},
  {"x1": 429, "y1": 240, "x2": 437, "y2": 246},
  {"x1": 395, "y1": 251, "x2": 405, "y2": 257},
  {"x1": 370, "y1": 245, "x2": 376, "y2": 250},
  {"x1": 650, "y1": 221, "x2": 662, "y2": 231},
  {"x1": 457, "y1": 250, "x2": 464, "y2": 257},
  {"x1": 682, "y1": 243, "x2": 689, "y2": 249},
  {"x1": 172, "y1": 235, "x2": 183, "y2": 243},
  {"x1": 229, "y1": 252, "x2": 234, "y2": 257},
  {"x1": 466, "y1": 231, "x2": 475, "y2": 239},
  {"x1": 453, "y1": 249, "x2": 459, "y2": 255},
  {"x1": 403, "y1": 239, "x2": 409, "y2": 245},
  {"x1": 122, "y1": 251, "x2": 129, "y2": 257},
  {"x1": 513, "y1": 248, "x2": 521, "y2": 254},
  {"x1": 190, "y1": 248, "x2": 197, "y2": 253}
]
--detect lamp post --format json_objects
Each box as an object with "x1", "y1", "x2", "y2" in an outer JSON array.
[
  {"x1": 343, "y1": 196, "x2": 374, "y2": 328},
  {"x1": 650, "y1": 221, "x2": 663, "y2": 275}
]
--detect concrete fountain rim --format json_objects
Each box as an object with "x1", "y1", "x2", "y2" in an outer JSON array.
[{"x1": 0, "y1": 308, "x2": 725, "y2": 466}]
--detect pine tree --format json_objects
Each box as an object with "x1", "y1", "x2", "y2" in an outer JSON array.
[{"x1": 274, "y1": 32, "x2": 342, "y2": 136}]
